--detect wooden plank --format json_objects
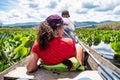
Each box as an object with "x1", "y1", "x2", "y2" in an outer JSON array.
[
  {"x1": 3, "y1": 67, "x2": 80, "y2": 80},
  {"x1": 4, "y1": 67, "x2": 103, "y2": 80},
  {"x1": 0, "y1": 56, "x2": 29, "y2": 80},
  {"x1": 4, "y1": 67, "x2": 34, "y2": 80}
]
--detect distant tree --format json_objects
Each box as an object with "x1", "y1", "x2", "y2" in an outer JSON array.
[{"x1": 96, "y1": 22, "x2": 120, "y2": 30}]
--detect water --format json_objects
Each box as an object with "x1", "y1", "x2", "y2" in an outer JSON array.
[
  {"x1": 91, "y1": 42, "x2": 114, "y2": 59},
  {"x1": 91, "y1": 42, "x2": 120, "y2": 68}
]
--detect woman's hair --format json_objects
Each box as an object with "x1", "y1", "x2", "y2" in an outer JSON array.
[
  {"x1": 37, "y1": 21, "x2": 54, "y2": 50},
  {"x1": 37, "y1": 14, "x2": 64, "y2": 50},
  {"x1": 46, "y1": 14, "x2": 64, "y2": 31}
]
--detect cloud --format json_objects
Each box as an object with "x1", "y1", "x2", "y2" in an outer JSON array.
[
  {"x1": 47, "y1": 1, "x2": 57, "y2": 9},
  {"x1": 82, "y1": 2, "x2": 99, "y2": 9},
  {"x1": 75, "y1": 9, "x2": 88, "y2": 14},
  {"x1": 94, "y1": 0, "x2": 120, "y2": 12},
  {"x1": 29, "y1": 3, "x2": 39, "y2": 9},
  {"x1": 0, "y1": 0, "x2": 120, "y2": 24},
  {"x1": 114, "y1": 5, "x2": 120, "y2": 15},
  {"x1": 0, "y1": 11, "x2": 8, "y2": 22}
]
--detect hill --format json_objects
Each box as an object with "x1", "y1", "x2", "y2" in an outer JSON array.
[
  {"x1": 96, "y1": 21, "x2": 120, "y2": 30},
  {"x1": 74, "y1": 21, "x2": 98, "y2": 28},
  {"x1": 74, "y1": 20, "x2": 117, "y2": 28},
  {"x1": 2, "y1": 20, "x2": 119, "y2": 28},
  {"x1": 3, "y1": 22, "x2": 39, "y2": 28}
]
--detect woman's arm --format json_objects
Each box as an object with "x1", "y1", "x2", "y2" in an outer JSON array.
[
  {"x1": 75, "y1": 43, "x2": 84, "y2": 66},
  {"x1": 27, "y1": 52, "x2": 40, "y2": 73}
]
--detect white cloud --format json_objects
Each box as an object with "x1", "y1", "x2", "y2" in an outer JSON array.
[
  {"x1": 114, "y1": 5, "x2": 120, "y2": 15},
  {"x1": 0, "y1": 0, "x2": 120, "y2": 24},
  {"x1": 0, "y1": 11, "x2": 9, "y2": 23},
  {"x1": 94, "y1": 0, "x2": 120, "y2": 11}
]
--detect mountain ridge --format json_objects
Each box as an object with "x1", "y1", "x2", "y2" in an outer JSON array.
[
  {"x1": 3, "y1": 20, "x2": 119, "y2": 28},
  {"x1": 74, "y1": 20, "x2": 116, "y2": 27}
]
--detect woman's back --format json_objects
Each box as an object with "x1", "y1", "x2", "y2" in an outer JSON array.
[{"x1": 32, "y1": 37, "x2": 76, "y2": 65}]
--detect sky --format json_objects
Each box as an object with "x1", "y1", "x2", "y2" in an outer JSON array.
[{"x1": 0, "y1": 0, "x2": 120, "y2": 24}]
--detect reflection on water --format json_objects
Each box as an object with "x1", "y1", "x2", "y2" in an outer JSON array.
[
  {"x1": 91, "y1": 42, "x2": 120, "y2": 68},
  {"x1": 91, "y1": 42, "x2": 114, "y2": 59}
]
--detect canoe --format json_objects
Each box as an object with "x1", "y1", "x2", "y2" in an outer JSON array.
[{"x1": 0, "y1": 41, "x2": 120, "y2": 80}]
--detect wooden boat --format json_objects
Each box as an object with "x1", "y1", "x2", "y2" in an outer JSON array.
[{"x1": 0, "y1": 41, "x2": 120, "y2": 80}]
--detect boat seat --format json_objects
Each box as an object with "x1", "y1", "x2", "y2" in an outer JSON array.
[{"x1": 4, "y1": 67, "x2": 103, "y2": 80}]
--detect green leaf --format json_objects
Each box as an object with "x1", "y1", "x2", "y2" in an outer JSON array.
[
  {"x1": 0, "y1": 61, "x2": 4, "y2": 72},
  {"x1": 4, "y1": 64, "x2": 10, "y2": 70},
  {"x1": 0, "y1": 32, "x2": 8, "y2": 41},
  {"x1": 0, "y1": 65, "x2": 4, "y2": 72},
  {"x1": 20, "y1": 46, "x2": 28, "y2": 58},
  {"x1": 20, "y1": 37, "x2": 29, "y2": 46},
  {"x1": 102, "y1": 34, "x2": 111, "y2": 44},
  {"x1": 14, "y1": 35, "x2": 22, "y2": 41},
  {"x1": 0, "y1": 45, "x2": 2, "y2": 50},
  {"x1": 114, "y1": 51, "x2": 120, "y2": 55},
  {"x1": 13, "y1": 53, "x2": 20, "y2": 60},
  {"x1": 0, "y1": 61, "x2": 3, "y2": 66},
  {"x1": 13, "y1": 46, "x2": 28, "y2": 58},
  {"x1": 1, "y1": 51, "x2": 8, "y2": 60},
  {"x1": 93, "y1": 36, "x2": 101, "y2": 46},
  {"x1": 111, "y1": 42, "x2": 120, "y2": 53}
]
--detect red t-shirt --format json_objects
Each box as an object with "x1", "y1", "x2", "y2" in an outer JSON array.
[{"x1": 31, "y1": 37, "x2": 76, "y2": 65}]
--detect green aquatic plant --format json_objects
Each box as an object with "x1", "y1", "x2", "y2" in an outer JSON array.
[
  {"x1": 110, "y1": 42, "x2": 120, "y2": 63},
  {"x1": 0, "y1": 29, "x2": 36, "y2": 72}
]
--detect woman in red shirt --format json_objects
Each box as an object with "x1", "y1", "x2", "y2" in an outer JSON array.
[{"x1": 27, "y1": 14, "x2": 84, "y2": 72}]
